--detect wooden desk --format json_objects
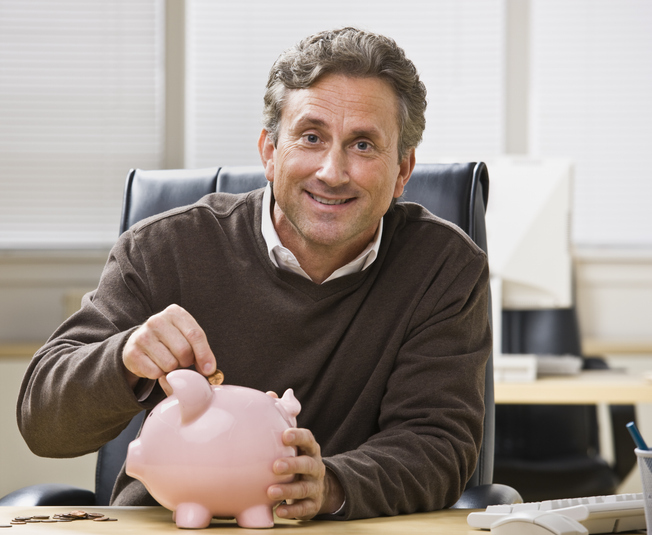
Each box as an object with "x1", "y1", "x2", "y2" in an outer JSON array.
[
  {"x1": 495, "y1": 370, "x2": 652, "y2": 404},
  {"x1": 0, "y1": 506, "x2": 478, "y2": 534},
  {"x1": 1, "y1": 505, "x2": 647, "y2": 534}
]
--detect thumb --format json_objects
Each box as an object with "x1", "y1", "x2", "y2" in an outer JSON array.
[{"x1": 159, "y1": 375, "x2": 173, "y2": 397}]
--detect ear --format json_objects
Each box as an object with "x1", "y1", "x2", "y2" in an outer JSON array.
[
  {"x1": 393, "y1": 149, "x2": 416, "y2": 198},
  {"x1": 258, "y1": 129, "x2": 276, "y2": 183}
]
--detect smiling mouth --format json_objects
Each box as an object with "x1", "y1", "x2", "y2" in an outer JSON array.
[{"x1": 308, "y1": 192, "x2": 351, "y2": 205}]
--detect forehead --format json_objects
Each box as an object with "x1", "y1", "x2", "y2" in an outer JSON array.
[{"x1": 281, "y1": 74, "x2": 400, "y2": 135}]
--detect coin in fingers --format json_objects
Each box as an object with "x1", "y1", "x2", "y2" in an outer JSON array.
[{"x1": 207, "y1": 369, "x2": 224, "y2": 386}]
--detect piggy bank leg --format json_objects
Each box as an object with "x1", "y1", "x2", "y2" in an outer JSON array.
[
  {"x1": 235, "y1": 504, "x2": 274, "y2": 528},
  {"x1": 174, "y1": 502, "x2": 212, "y2": 529}
]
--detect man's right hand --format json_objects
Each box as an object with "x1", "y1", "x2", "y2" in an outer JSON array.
[{"x1": 122, "y1": 304, "x2": 216, "y2": 392}]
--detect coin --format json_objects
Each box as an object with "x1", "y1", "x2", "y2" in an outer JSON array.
[
  {"x1": 68, "y1": 510, "x2": 88, "y2": 518},
  {"x1": 9, "y1": 509, "x2": 118, "y2": 524},
  {"x1": 207, "y1": 368, "x2": 224, "y2": 386}
]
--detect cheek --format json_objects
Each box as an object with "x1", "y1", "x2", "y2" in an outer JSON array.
[
  {"x1": 356, "y1": 162, "x2": 401, "y2": 198},
  {"x1": 277, "y1": 146, "x2": 318, "y2": 178}
]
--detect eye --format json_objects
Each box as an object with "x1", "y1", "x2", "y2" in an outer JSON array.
[
  {"x1": 305, "y1": 134, "x2": 320, "y2": 144},
  {"x1": 356, "y1": 141, "x2": 371, "y2": 151}
]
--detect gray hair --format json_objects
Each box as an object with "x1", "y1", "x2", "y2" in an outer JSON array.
[{"x1": 263, "y1": 27, "x2": 427, "y2": 161}]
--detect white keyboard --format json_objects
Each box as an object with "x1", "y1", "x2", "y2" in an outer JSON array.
[{"x1": 467, "y1": 493, "x2": 646, "y2": 534}]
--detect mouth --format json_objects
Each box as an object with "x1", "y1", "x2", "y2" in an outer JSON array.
[{"x1": 308, "y1": 192, "x2": 352, "y2": 205}]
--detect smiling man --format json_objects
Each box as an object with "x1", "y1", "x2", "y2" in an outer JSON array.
[
  {"x1": 19, "y1": 28, "x2": 491, "y2": 521},
  {"x1": 259, "y1": 73, "x2": 414, "y2": 284}
]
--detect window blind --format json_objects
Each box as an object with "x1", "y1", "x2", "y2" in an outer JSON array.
[
  {"x1": 531, "y1": 0, "x2": 652, "y2": 247},
  {"x1": 0, "y1": 0, "x2": 164, "y2": 248},
  {"x1": 185, "y1": 0, "x2": 505, "y2": 168}
]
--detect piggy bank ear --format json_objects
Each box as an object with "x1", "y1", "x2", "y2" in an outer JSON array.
[
  {"x1": 167, "y1": 369, "x2": 212, "y2": 425},
  {"x1": 275, "y1": 389, "x2": 301, "y2": 427}
]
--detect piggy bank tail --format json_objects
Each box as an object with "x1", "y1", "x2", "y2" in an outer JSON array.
[{"x1": 276, "y1": 389, "x2": 301, "y2": 428}]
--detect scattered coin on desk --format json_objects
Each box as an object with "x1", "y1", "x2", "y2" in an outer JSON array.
[
  {"x1": 207, "y1": 368, "x2": 225, "y2": 386},
  {"x1": 4, "y1": 511, "x2": 118, "y2": 526}
]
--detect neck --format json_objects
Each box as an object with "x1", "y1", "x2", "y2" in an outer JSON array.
[{"x1": 272, "y1": 203, "x2": 378, "y2": 284}]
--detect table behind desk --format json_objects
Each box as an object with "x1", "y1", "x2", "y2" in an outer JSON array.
[
  {"x1": 495, "y1": 370, "x2": 652, "y2": 405},
  {"x1": 1, "y1": 506, "x2": 477, "y2": 534}
]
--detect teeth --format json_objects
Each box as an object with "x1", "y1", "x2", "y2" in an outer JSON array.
[{"x1": 309, "y1": 193, "x2": 349, "y2": 205}]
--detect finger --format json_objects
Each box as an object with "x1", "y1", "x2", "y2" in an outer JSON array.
[
  {"x1": 147, "y1": 307, "x2": 199, "y2": 369},
  {"x1": 282, "y1": 428, "x2": 321, "y2": 458},
  {"x1": 275, "y1": 497, "x2": 320, "y2": 521},
  {"x1": 278, "y1": 502, "x2": 319, "y2": 521},
  {"x1": 129, "y1": 324, "x2": 184, "y2": 374},
  {"x1": 165, "y1": 305, "x2": 216, "y2": 375},
  {"x1": 273, "y1": 454, "x2": 323, "y2": 479},
  {"x1": 123, "y1": 329, "x2": 174, "y2": 380},
  {"x1": 269, "y1": 478, "x2": 319, "y2": 502},
  {"x1": 158, "y1": 375, "x2": 173, "y2": 396},
  {"x1": 268, "y1": 479, "x2": 321, "y2": 521}
]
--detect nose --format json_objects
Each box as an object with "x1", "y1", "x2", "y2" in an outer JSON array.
[{"x1": 315, "y1": 147, "x2": 349, "y2": 188}]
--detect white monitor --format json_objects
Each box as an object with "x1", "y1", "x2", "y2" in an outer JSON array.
[{"x1": 484, "y1": 157, "x2": 573, "y2": 363}]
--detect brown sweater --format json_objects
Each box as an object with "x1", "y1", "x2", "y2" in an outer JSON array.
[{"x1": 18, "y1": 188, "x2": 490, "y2": 520}]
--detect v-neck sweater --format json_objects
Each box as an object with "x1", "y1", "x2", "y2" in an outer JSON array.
[{"x1": 18, "y1": 188, "x2": 491, "y2": 520}]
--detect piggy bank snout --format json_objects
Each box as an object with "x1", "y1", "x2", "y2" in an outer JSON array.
[{"x1": 125, "y1": 439, "x2": 143, "y2": 480}]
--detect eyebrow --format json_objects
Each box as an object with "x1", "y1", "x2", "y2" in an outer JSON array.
[
  {"x1": 292, "y1": 115, "x2": 327, "y2": 130},
  {"x1": 293, "y1": 114, "x2": 383, "y2": 140}
]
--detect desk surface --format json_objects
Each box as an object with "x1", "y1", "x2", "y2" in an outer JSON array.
[
  {"x1": 0, "y1": 506, "x2": 477, "y2": 534},
  {"x1": 495, "y1": 370, "x2": 652, "y2": 404},
  {"x1": 1, "y1": 505, "x2": 648, "y2": 535}
]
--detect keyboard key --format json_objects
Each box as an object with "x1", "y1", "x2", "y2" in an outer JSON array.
[{"x1": 485, "y1": 504, "x2": 512, "y2": 514}]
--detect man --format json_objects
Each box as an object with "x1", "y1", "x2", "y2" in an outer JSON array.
[{"x1": 18, "y1": 28, "x2": 491, "y2": 520}]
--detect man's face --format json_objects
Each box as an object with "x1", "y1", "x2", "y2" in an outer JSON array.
[{"x1": 259, "y1": 74, "x2": 415, "y2": 257}]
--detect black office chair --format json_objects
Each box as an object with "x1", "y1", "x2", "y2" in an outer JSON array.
[
  {"x1": 493, "y1": 308, "x2": 637, "y2": 502},
  {"x1": 1, "y1": 163, "x2": 520, "y2": 508}
]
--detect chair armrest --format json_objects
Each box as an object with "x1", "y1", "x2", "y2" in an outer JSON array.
[
  {"x1": 450, "y1": 483, "x2": 522, "y2": 509},
  {"x1": 0, "y1": 483, "x2": 95, "y2": 506}
]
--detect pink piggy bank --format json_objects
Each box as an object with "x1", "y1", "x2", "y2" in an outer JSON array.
[{"x1": 125, "y1": 369, "x2": 301, "y2": 529}]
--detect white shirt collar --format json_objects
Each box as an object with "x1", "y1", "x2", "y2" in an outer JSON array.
[{"x1": 261, "y1": 183, "x2": 383, "y2": 284}]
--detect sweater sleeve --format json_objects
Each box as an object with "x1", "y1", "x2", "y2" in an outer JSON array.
[
  {"x1": 322, "y1": 250, "x2": 491, "y2": 519},
  {"x1": 17, "y1": 232, "x2": 166, "y2": 458}
]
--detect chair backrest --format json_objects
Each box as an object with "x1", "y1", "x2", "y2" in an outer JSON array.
[{"x1": 99, "y1": 162, "x2": 493, "y2": 503}]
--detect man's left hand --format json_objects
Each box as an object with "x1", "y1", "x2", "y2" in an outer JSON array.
[{"x1": 267, "y1": 428, "x2": 345, "y2": 520}]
